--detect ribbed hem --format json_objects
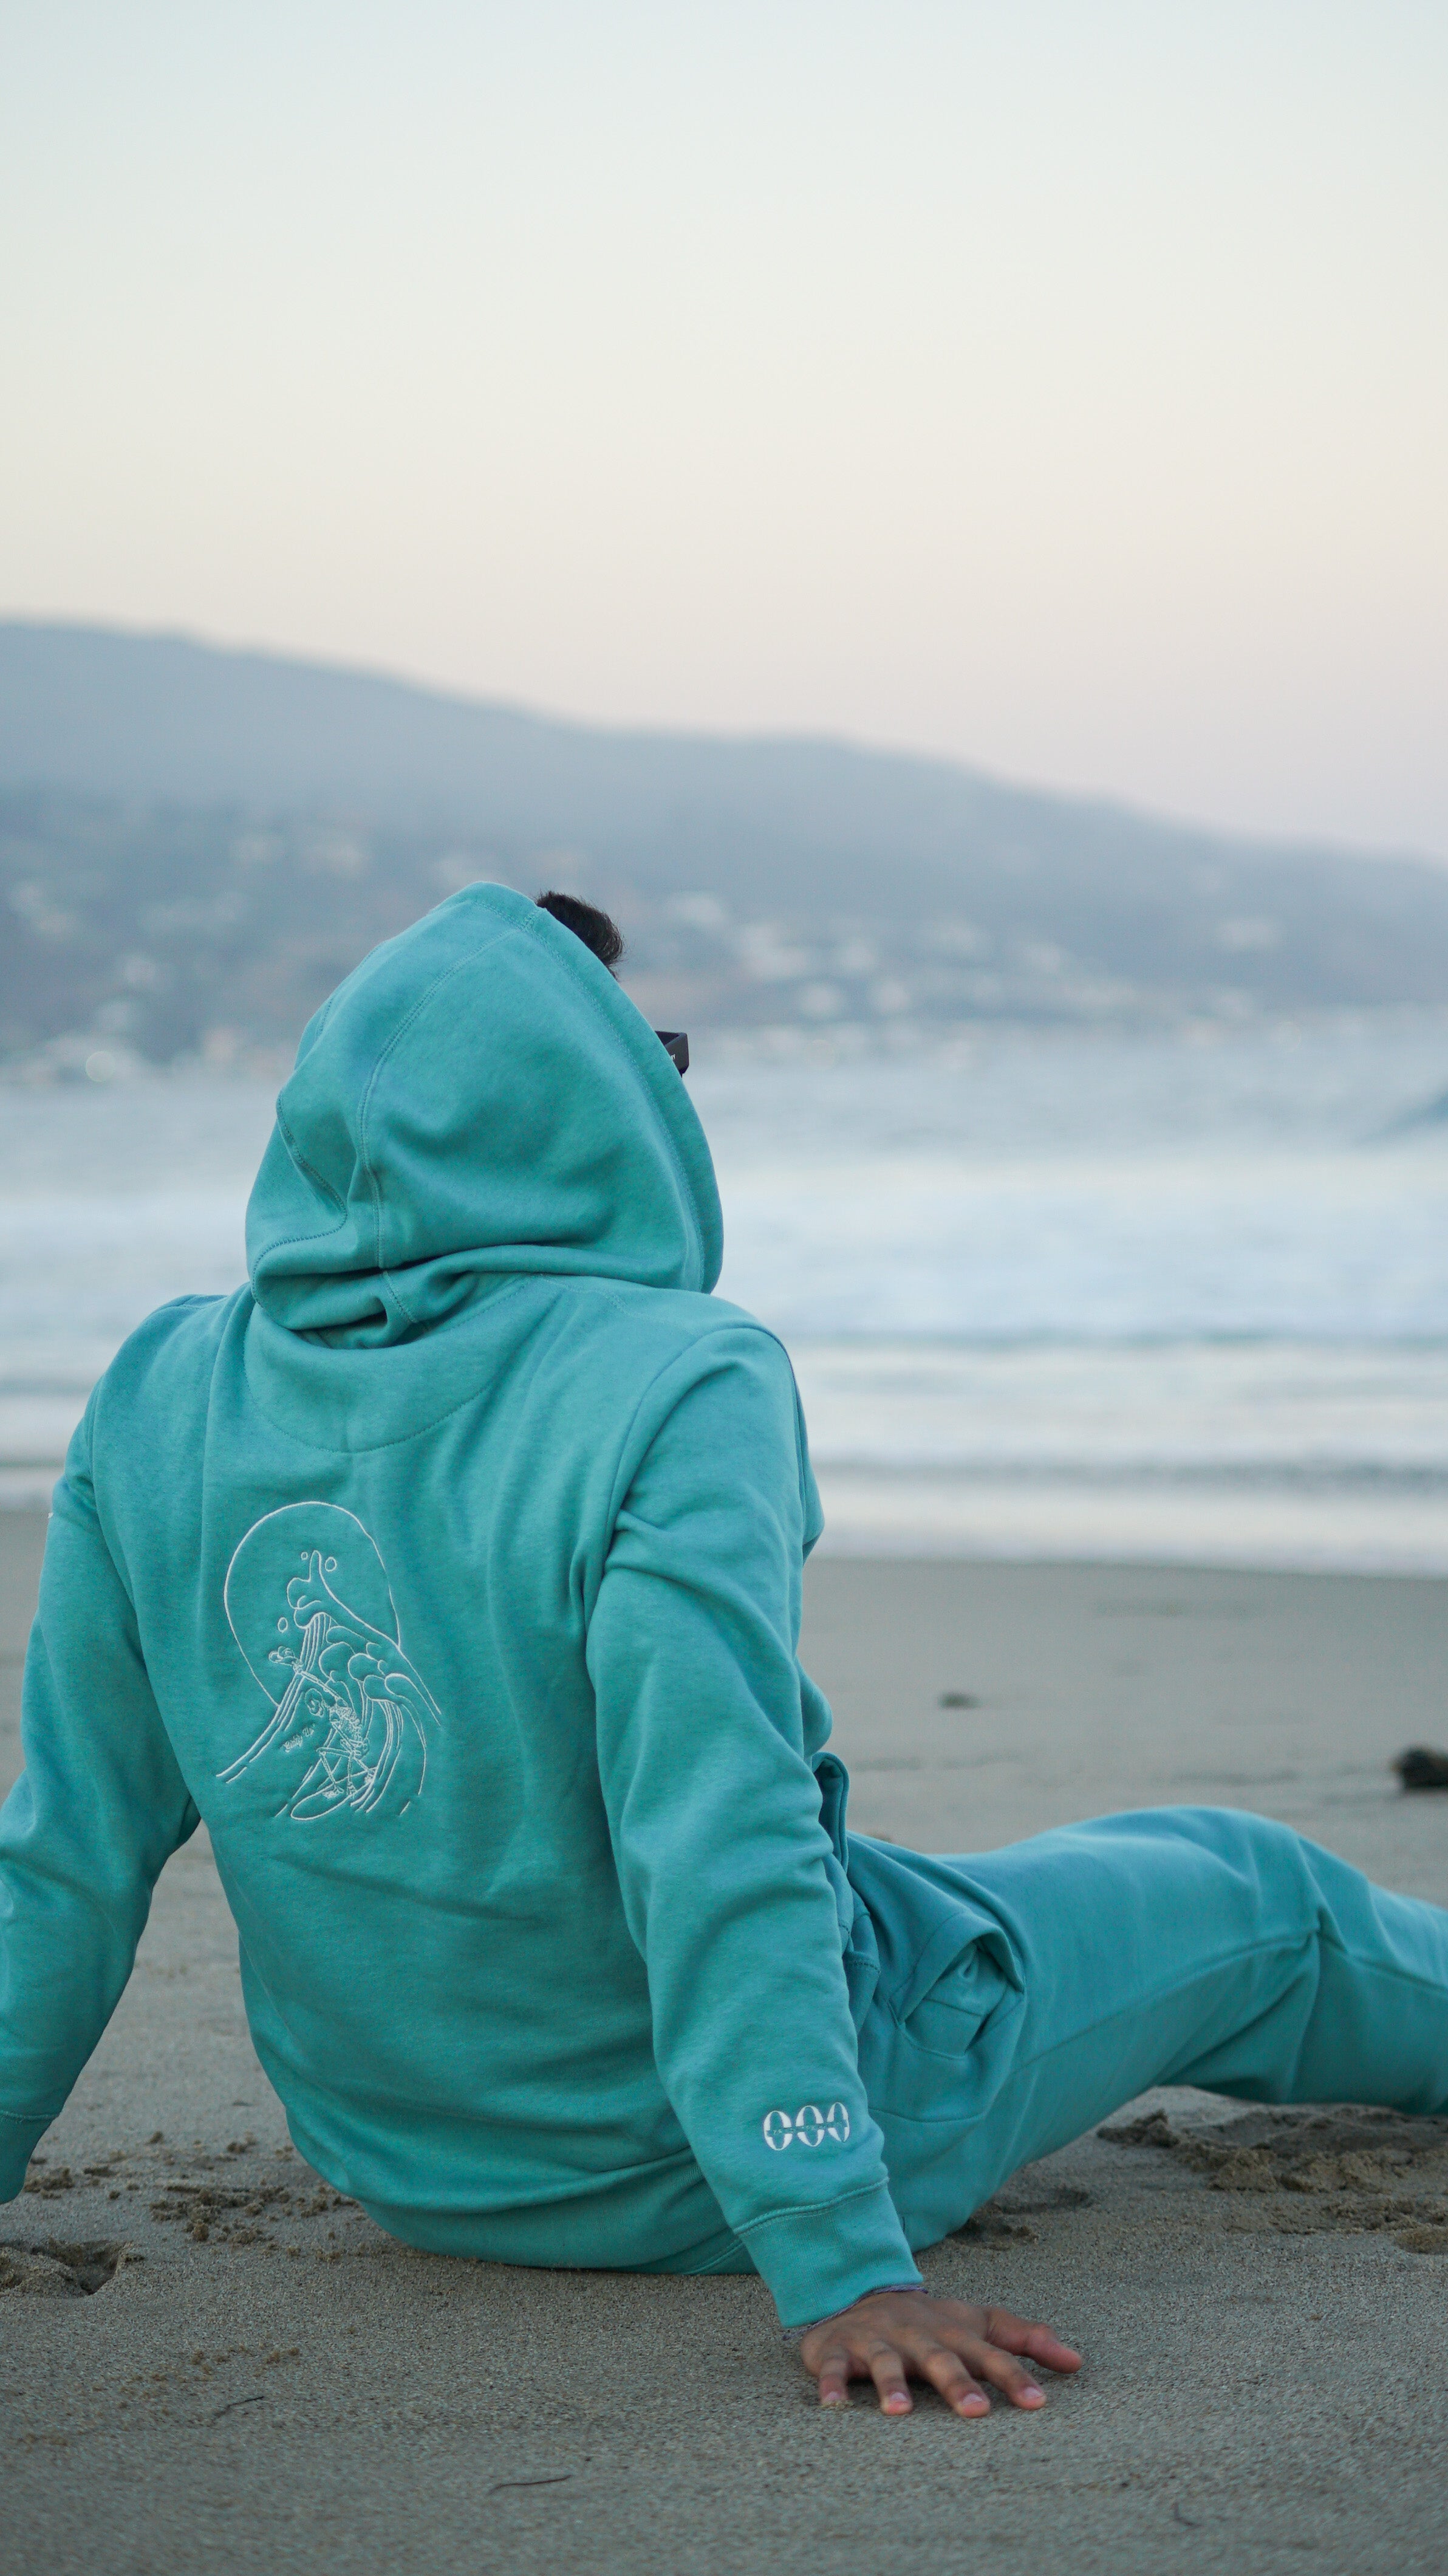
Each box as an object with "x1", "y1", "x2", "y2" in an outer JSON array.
[
  {"x1": 0, "y1": 2109, "x2": 52, "y2": 2204},
  {"x1": 734, "y1": 2178, "x2": 921, "y2": 2331}
]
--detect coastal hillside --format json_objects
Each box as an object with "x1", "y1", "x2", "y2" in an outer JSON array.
[{"x1": 3, "y1": 622, "x2": 1447, "y2": 1070}]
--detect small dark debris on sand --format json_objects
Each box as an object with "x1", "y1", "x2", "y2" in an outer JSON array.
[
  {"x1": 1394, "y1": 1745, "x2": 1448, "y2": 1790},
  {"x1": 22, "y1": 2159, "x2": 77, "y2": 2198}
]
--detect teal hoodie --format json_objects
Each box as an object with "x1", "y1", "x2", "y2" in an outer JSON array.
[{"x1": 0, "y1": 883, "x2": 923, "y2": 2326}]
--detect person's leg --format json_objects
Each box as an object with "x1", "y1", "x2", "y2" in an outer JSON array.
[{"x1": 859, "y1": 1806, "x2": 1448, "y2": 2252}]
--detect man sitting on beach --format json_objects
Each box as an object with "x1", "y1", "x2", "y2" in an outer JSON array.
[{"x1": 3, "y1": 882, "x2": 1446, "y2": 2417}]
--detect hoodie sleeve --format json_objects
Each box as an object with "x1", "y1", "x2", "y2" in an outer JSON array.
[
  {"x1": 586, "y1": 1324, "x2": 920, "y2": 2329},
  {"x1": 0, "y1": 1416, "x2": 200, "y2": 2199}
]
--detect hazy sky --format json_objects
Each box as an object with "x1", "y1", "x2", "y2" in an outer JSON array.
[{"x1": 3, "y1": 2, "x2": 1446, "y2": 853}]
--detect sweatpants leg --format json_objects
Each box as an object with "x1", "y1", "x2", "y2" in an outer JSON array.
[{"x1": 863, "y1": 1806, "x2": 1448, "y2": 2252}]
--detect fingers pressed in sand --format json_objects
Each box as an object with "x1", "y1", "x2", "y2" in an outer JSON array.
[
  {"x1": 867, "y1": 2346, "x2": 914, "y2": 2414},
  {"x1": 920, "y1": 2346, "x2": 990, "y2": 2417},
  {"x1": 987, "y1": 2309, "x2": 1083, "y2": 2372},
  {"x1": 966, "y1": 2340, "x2": 1047, "y2": 2409}
]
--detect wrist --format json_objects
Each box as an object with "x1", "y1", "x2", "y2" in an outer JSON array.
[{"x1": 786, "y1": 2283, "x2": 927, "y2": 2345}]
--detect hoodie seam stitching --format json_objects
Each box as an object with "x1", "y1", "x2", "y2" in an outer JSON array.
[
  {"x1": 239, "y1": 1280, "x2": 535, "y2": 1451},
  {"x1": 241, "y1": 1281, "x2": 739, "y2": 1456},
  {"x1": 257, "y1": 1109, "x2": 352, "y2": 1261},
  {"x1": 355, "y1": 927, "x2": 517, "y2": 1324},
  {"x1": 598, "y1": 1310, "x2": 814, "y2": 1561},
  {"x1": 598, "y1": 1315, "x2": 798, "y2": 1541},
  {"x1": 513, "y1": 905, "x2": 712, "y2": 1289},
  {"x1": 734, "y1": 2179, "x2": 896, "y2": 2239}
]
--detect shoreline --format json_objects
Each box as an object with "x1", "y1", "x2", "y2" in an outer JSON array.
[
  {"x1": 12, "y1": 1470, "x2": 1448, "y2": 1582},
  {"x1": 6, "y1": 1512, "x2": 1447, "y2": 1887}
]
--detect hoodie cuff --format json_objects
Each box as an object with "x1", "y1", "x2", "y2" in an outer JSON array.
[
  {"x1": 735, "y1": 2179, "x2": 923, "y2": 2331},
  {"x1": 0, "y1": 2109, "x2": 51, "y2": 2204}
]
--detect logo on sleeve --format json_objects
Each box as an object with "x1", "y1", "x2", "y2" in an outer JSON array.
[{"x1": 762, "y1": 2102, "x2": 852, "y2": 2151}]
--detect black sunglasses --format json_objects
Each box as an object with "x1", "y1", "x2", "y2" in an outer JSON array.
[{"x1": 655, "y1": 1030, "x2": 689, "y2": 1076}]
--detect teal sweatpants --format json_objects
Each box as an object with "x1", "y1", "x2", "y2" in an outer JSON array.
[{"x1": 849, "y1": 1806, "x2": 1448, "y2": 2253}]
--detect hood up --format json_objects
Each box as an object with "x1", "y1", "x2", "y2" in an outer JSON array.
[{"x1": 246, "y1": 882, "x2": 724, "y2": 1346}]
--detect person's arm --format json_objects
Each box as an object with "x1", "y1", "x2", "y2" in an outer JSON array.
[
  {"x1": 587, "y1": 1324, "x2": 921, "y2": 2330},
  {"x1": 589, "y1": 1324, "x2": 1085, "y2": 2410},
  {"x1": 0, "y1": 1421, "x2": 200, "y2": 2199}
]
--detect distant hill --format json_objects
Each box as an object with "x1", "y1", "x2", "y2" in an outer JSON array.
[{"x1": 2, "y1": 619, "x2": 1447, "y2": 1070}]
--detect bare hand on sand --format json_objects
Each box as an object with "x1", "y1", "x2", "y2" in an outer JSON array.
[{"x1": 800, "y1": 2288, "x2": 1082, "y2": 2415}]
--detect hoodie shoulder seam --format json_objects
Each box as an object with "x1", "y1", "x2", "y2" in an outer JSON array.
[{"x1": 598, "y1": 1308, "x2": 802, "y2": 1543}]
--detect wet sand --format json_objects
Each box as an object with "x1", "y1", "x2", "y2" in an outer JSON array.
[{"x1": 2, "y1": 1509, "x2": 1447, "y2": 2575}]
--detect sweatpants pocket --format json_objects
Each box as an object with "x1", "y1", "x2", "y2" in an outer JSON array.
[
  {"x1": 905, "y1": 1944, "x2": 1014, "y2": 2060},
  {"x1": 856, "y1": 1925, "x2": 1026, "y2": 2124},
  {"x1": 846, "y1": 1834, "x2": 1028, "y2": 2122}
]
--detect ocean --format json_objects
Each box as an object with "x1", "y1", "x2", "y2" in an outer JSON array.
[{"x1": 5, "y1": 1013, "x2": 1448, "y2": 1569}]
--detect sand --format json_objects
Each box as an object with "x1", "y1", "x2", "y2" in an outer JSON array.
[{"x1": 2, "y1": 1509, "x2": 1447, "y2": 2575}]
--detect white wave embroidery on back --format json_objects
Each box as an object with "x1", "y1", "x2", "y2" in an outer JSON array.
[{"x1": 220, "y1": 1502, "x2": 442, "y2": 1823}]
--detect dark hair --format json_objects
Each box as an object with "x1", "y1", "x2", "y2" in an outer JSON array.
[{"x1": 536, "y1": 890, "x2": 624, "y2": 973}]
